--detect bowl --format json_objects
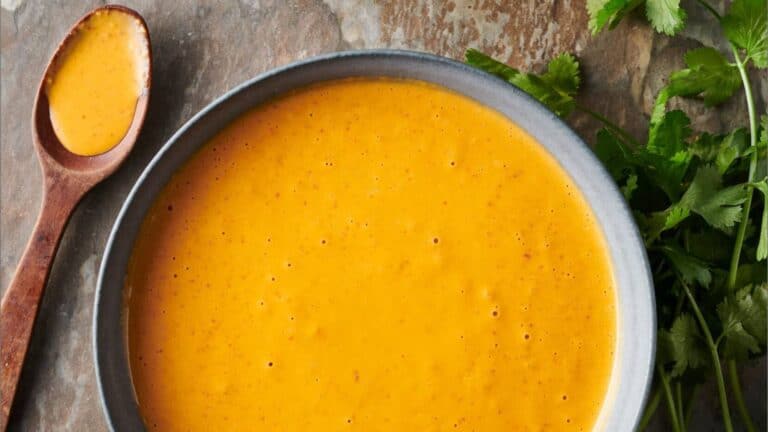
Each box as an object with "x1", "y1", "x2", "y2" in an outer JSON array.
[{"x1": 93, "y1": 50, "x2": 655, "y2": 431}]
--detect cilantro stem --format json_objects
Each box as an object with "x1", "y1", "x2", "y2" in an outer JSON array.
[
  {"x1": 575, "y1": 104, "x2": 642, "y2": 147},
  {"x1": 638, "y1": 385, "x2": 662, "y2": 430},
  {"x1": 681, "y1": 280, "x2": 734, "y2": 432},
  {"x1": 727, "y1": 48, "x2": 759, "y2": 292},
  {"x1": 657, "y1": 365, "x2": 682, "y2": 432},
  {"x1": 675, "y1": 382, "x2": 685, "y2": 431},
  {"x1": 723, "y1": 45, "x2": 760, "y2": 432},
  {"x1": 729, "y1": 361, "x2": 757, "y2": 432}
]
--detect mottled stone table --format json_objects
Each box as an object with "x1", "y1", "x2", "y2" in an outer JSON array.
[{"x1": 1, "y1": 0, "x2": 765, "y2": 430}]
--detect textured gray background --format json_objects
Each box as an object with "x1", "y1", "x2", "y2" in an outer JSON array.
[{"x1": 1, "y1": 0, "x2": 765, "y2": 430}]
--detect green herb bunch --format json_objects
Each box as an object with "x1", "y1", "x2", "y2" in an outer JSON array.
[{"x1": 466, "y1": 1, "x2": 767, "y2": 431}]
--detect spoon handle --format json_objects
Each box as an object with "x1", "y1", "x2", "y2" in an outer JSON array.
[{"x1": 0, "y1": 177, "x2": 84, "y2": 430}]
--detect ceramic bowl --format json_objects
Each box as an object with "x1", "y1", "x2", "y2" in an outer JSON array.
[{"x1": 94, "y1": 50, "x2": 655, "y2": 431}]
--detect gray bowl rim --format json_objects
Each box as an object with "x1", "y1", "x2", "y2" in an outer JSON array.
[{"x1": 94, "y1": 49, "x2": 656, "y2": 431}]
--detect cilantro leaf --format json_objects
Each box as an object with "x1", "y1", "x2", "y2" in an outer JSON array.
[
  {"x1": 665, "y1": 48, "x2": 741, "y2": 106},
  {"x1": 690, "y1": 130, "x2": 748, "y2": 174},
  {"x1": 645, "y1": 0, "x2": 687, "y2": 35},
  {"x1": 647, "y1": 110, "x2": 692, "y2": 154},
  {"x1": 715, "y1": 129, "x2": 749, "y2": 174},
  {"x1": 661, "y1": 314, "x2": 709, "y2": 376},
  {"x1": 587, "y1": 0, "x2": 644, "y2": 33},
  {"x1": 644, "y1": 166, "x2": 750, "y2": 238},
  {"x1": 594, "y1": 128, "x2": 636, "y2": 180},
  {"x1": 665, "y1": 205, "x2": 692, "y2": 229},
  {"x1": 679, "y1": 165, "x2": 750, "y2": 231},
  {"x1": 465, "y1": 50, "x2": 580, "y2": 117},
  {"x1": 587, "y1": 0, "x2": 685, "y2": 35},
  {"x1": 642, "y1": 205, "x2": 690, "y2": 241},
  {"x1": 465, "y1": 49, "x2": 520, "y2": 81},
  {"x1": 685, "y1": 229, "x2": 732, "y2": 263},
  {"x1": 719, "y1": 318, "x2": 761, "y2": 359},
  {"x1": 510, "y1": 74, "x2": 577, "y2": 117},
  {"x1": 755, "y1": 117, "x2": 768, "y2": 180},
  {"x1": 542, "y1": 53, "x2": 580, "y2": 95},
  {"x1": 689, "y1": 132, "x2": 720, "y2": 161},
  {"x1": 721, "y1": 0, "x2": 768, "y2": 68},
  {"x1": 751, "y1": 179, "x2": 768, "y2": 260},
  {"x1": 650, "y1": 87, "x2": 671, "y2": 126},
  {"x1": 660, "y1": 243, "x2": 713, "y2": 287},
  {"x1": 622, "y1": 174, "x2": 639, "y2": 200},
  {"x1": 641, "y1": 110, "x2": 692, "y2": 200},
  {"x1": 717, "y1": 283, "x2": 768, "y2": 359}
]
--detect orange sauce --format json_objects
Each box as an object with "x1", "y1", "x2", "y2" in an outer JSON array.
[
  {"x1": 127, "y1": 79, "x2": 616, "y2": 431},
  {"x1": 46, "y1": 10, "x2": 148, "y2": 156}
]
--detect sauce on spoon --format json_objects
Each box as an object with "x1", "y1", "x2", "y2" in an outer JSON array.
[{"x1": 46, "y1": 9, "x2": 149, "y2": 156}]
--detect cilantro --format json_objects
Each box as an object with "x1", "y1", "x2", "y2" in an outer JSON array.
[
  {"x1": 678, "y1": 166, "x2": 749, "y2": 231},
  {"x1": 464, "y1": 49, "x2": 519, "y2": 81},
  {"x1": 670, "y1": 48, "x2": 741, "y2": 107},
  {"x1": 689, "y1": 130, "x2": 748, "y2": 175},
  {"x1": 645, "y1": 0, "x2": 687, "y2": 35},
  {"x1": 721, "y1": 0, "x2": 768, "y2": 68},
  {"x1": 642, "y1": 110, "x2": 692, "y2": 200},
  {"x1": 541, "y1": 53, "x2": 580, "y2": 95},
  {"x1": 587, "y1": 0, "x2": 643, "y2": 33},
  {"x1": 637, "y1": 166, "x2": 749, "y2": 239},
  {"x1": 588, "y1": 0, "x2": 685, "y2": 35},
  {"x1": 587, "y1": 0, "x2": 768, "y2": 72},
  {"x1": 622, "y1": 173, "x2": 639, "y2": 200},
  {"x1": 685, "y1": 229, "x2": 732, "y2": 263},
  {"x1": 661, "y1": 314, "x2": 710, "y2": 376},
  {"x1": 641, "y1": 205, "x2": 689, "y2": 241},
  {"x1": 510, "y1": 74, "x2": 577, "y2": 117},
  {"x1": 661, "y1": 243, "x2": 712, "y2": 287},
  {"x1": 689, "y1": 132, "x2": 720, "y2": 161},
  {"x1": 594, "y1": 128, "x2": 635, "y2": 180},
  {"x1": 757, "y1": 117, "x2": 768, "y2": 181},
  {"x1": 715, "y1": 130, "x2": 748, "y2": 174},
  {"x1": 751, "y1": 179, "x2": 768, "y2": 260},
  {"x1": 465, "y1": 50, "x2": 580, "y2": 117},
  {"x1": 717, "y1": 284, "x2": 768, "y2": 359}
]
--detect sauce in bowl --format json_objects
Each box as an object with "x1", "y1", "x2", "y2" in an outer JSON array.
[
  {"x1": 46, "y1": 9, "x2": 148, "y2": 156},
  {"x1": 126, "y1": 79, "x2": 616, "y2": 431}
]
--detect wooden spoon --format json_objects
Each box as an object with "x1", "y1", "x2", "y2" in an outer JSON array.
[{"x1": 0, "y1": 5, "x2": 151, "y2": 429}]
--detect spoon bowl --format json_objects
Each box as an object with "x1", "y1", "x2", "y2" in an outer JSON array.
[
  {"x1": 0, "y1": 5, "x2": 151, "y2": 429},
  {"x1": 33, "y1": 4, "x2": 151, "y2": 175}
]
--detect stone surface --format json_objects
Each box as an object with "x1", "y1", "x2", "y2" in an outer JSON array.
[{"x1": 0, "y1": 0, "x2": 765, "y2": 431}]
